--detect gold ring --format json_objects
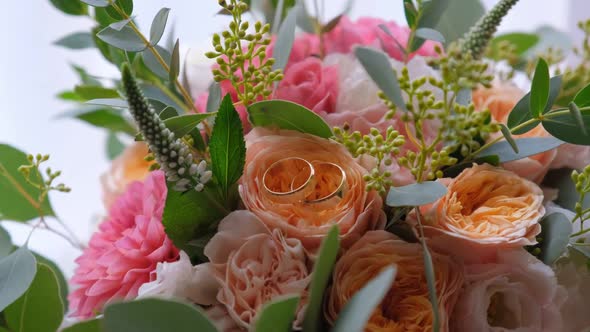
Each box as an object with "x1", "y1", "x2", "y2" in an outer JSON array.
[
  {"x1": 303, "y1": 161, "x2": 347, "y2": 209},
  {"x1": 262, "y1": 157, "x2": 315, "y2": 203}
]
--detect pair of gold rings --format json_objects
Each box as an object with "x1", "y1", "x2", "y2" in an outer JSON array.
[{"x1": 262, "y1": 157, "x2": 347, "y2": 208}]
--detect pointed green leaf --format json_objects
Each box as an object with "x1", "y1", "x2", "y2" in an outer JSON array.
[
  {"x1": 355, "y1": 46, "x2": 407, "y2": 111},
  {"x1": 0, "y1": 225, "x2": 11, "y2": 258},
  {"x1": 573, "y1": 82, "x2": 590, "y2": 108},
  {"x1": 432, "y1": 0, "x2": 484, "y2": 44},
  {"x1": 109, "y1": 18, "x2": 132, "y2": 31},
  {"x1": 507, "y1": 76, "x2": 562, "y2": 134},
  {"x1": 332, "y1": 266, "x2": 397, "y2": 332},
  {"x1": 104, "y1": 299, "x2": 218, "y2": 332},
  {"x1": 248, "y1": 100, "x2": 333, "y2": 138},
  {"x1": 303, "y1": 226, "x2": 340, "y2": 332},
  {"x1": 49, "y1": 0, "x2": 88, "y2": 15},
  {"x1": 80, "y1": 0, "x2": 109, "y2": 6},
  {"x1": 386, "y1": 181, "x2": 447, "y2": 207},
  {"x1": 476, "y1": 137, "x2": 564, "y2": 162},
  {"x1": 159, "y1": 106, "x2": 178, "y2": 120},
  {"x1": 169, "y1": 39, "x2": 180, "y2": 82},
  {"x1": 0, "y1": 247, "x2": 37, "y2": 311},
  {"x1": 74, "y1": 85, "x2": 120, "y2": 100},
  {"x1": 254, "y1": 295, "x2": 300, "y2": 332},
  {"x1": 86, "y1": 98, "x2": 129, "y2": 108},
  {"x1": 530, "y1": 59, "x2": 550, "y2": 117},
  {"x1": 403, "y1": 0, "x2": 417, "y2": 27},
  {"x1": 62, "y1": 319, "x2": 102, "y2": 332},
  {"x1": 272, "y1": 5, "x2": 298, "y2": 71},
  {"x1": 5, "y1": 263, "x2": 64, "y2": 332},
  {"x1": 149, "y1": 8, "x2": 171, "y2": 45},
  {"x1": 542, "y1": 112, "x2": 590, "y2": 145},
  {"x1": 54, "y1": 32, "x2": 94, "y2": 50},
  {"x1": 206, "y1": 82, "x2": 222, "y2": 114},
  {"x1": 97, "y1": 25, "x2": 146, "y2": 52},
  {"x1": 142, "y1": 46, "x2": 172, "y2": 79},
  {"x1": 164, "y1": 113, "x2": 216, "y2": 139},
  {"x1": 488, "y1": 33, "x2": 539, "y2": 60},
  {"x1": 421, "y1": 241, "x2": 440, "y2": 332},
  {"x1": 106, "y1": 132, "x2": 125, "y2": 160},
  {"x1": 209, "y1": 95, "x2": 246, "y2": 199},
  {"x1": 62, "y1": 107, "x2": 136, "y2": 135},
  {"x1": 105, "y1": 0, "x2": 133, "y2": 20},
  {"x1": 538, "y1": 213, "x2": 573, "y2": 264},
  {"x1": 568, "y1": 102, "x2": 587, "y2": 135},
  {"x1": 500, "y1": 124, "x2": 518, "y2": 153},
  {"x1": 415, "y1": 28, "x2": 445, "y2": 43},
  {"x1": 32, "y1": 252, "x2": 69, "y2": 311}
]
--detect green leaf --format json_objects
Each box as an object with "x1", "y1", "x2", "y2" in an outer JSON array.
[
  {"x1": 159, "y1": 106, "x2": 178, "y2": 120},
  {"x1": 0, "y1": 145, "x2": 55, "y2": 222},
  {"x1": 542, "y1": 112, "x2": 590, "y2": 145},
  {"x1": 386, "y1": 181, "x2": 447, "y2": 207},
  {"x1": 543, "y1": 168, "x2": 590, "y2": 212},
  {"x1": 526, "y1": 26, "x2": 573, "y2": 57},
  {"x1": 530, "y1": 59, "x2": 550, "y2": 118},
  {"x1": 109, "y1": 18, "x2": 132, "y2": 31},
  {"x1": 403, "y1": 0, "x2": 417, "y2": 27},
  {"x1": 106, "y1": 132, "x2": 125, "y2": 160},
  {"x1": 254, "y1": 295, "x2": 300, "y2": 332},
  {"x1": 476, "y1": 137, "x2": 564, "y2": 162},
  {"x1": 49, "y1": 0, "x2": 88, "y2": 15},
  {"x1": 272, "y1": 5, "x2": 298, "y2": 71},
  {"x1": 80, "y1": 0, "x2": 109, "y2": 6},
  {"x1": 105, "y1": 0, "x2": 133, "y2": 20},
  {"x1": 164, "y1": 113, "x2": 216, "y2": 139},
  {"x1": 54, "y1": 32, "x2": 94, "y2": 50},
  {"x1": 206, "y1": 82, "x2": 222, "y2": 114},
  {"x1": 421, "y1": 242, "x2": 440, "y2": 332},
  {"x1": 140, "y1": 83, "x2": 187, "y2": 113},
  {"x1": 104, "y1": 298, "x2": 218, "y2": 332},
  {"x1": 415, "y1": 28, "x2": 445, "y2": 43},
  {"x1": 500, "y1": 124, "x2": 518, "y2": 153},
  {"x1": 142, "y1": 46, "x2": 171, "y2": 79},
  {"x1": 97, "y1": 25, "x2": 146, "y2": 52},
  {"x1": 355, "y1": 46, "x2": 407, "y2": 112},
  {"x1": 86, "y1": 98, "x2": 129, "y2": 108},
  {"x1": 295, "y1": 2, "x2": 315, "y2": 34},
  {"x1": 568, "y1": 102, "x2": 587, "y2": 135},
  {"x1": 5, "y1": 263, "x2": 64, "y2": 332},
  {"x1": 0, "y1": 225, "x2": 11, "y2": 258},
  {"x1": 74, "y1": 85, "x2": 120, "y2": 100},
  {"x1": 0, "y1": 247, "x2": 37, "y2": 311},
  {"x1": 210, "y1": 95, "x2": 246, "y2": 199},
  {"x1": 418, "y1": 0, "x2": 450, "y2": 30},
  {"x1": 331, "y1": 266, "x2": 397, "y2": 332},
  {"x1": 57, "y1": 91, "x2": 85, "y2": 102},
  {"x1": 573, "y1": 82, "x2": 590, "y2": 108},
  {"x1": 72, "y1": 65, "x2": 102, "y2": 86},
  {"x1": 32, "y1": 252, "x2": 69, "y2": 312},
  {"x1": 433, "y1": 0, "x2": 485, "y2": 44},
  {"x1": 63, "y1": 107, "x2": 136, "y2": 135},
  {"x1": 149, "y1": 8, "x2": 171, "y2": 45},
  {"x1": 507, "y1": 76, "x2": 562, "y2": 134},
  {"x1": 248, "y1": 100, "x2": 333, "y2": 138},
  {"x1": 488, "y1": 33, "x2": 539, "y2": 60},
  {"x1": 303, "y1": 226, "x2": 340, "y2": 332},
  {"x1": 62, "y1": 319, "x2": 102, "y2": 332},
  {"x1": 538, "y1": 213, "x2": 573, "y2": 265},
  {"x1": 169, "y1": 39, "x2": 180, "y2": 82}
]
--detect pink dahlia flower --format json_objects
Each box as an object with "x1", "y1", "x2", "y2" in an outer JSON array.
[{"x1": 69, "y1": 171, "x2": 179, "y2": 318}]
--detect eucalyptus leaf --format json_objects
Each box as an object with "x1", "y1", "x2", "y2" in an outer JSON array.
[
  {"x1": 488, "y1": 33, "x2": 539, "y2": 60},
  {"x1": 149, "y1": 8, "x2": 171, "y2": 45},
  {"x1": 254, "y1": 295, "x2": 300, "y2": 332},
  {"x1": 476, "y1": 137, "x2": 564, "y2": 162},
  {"x1": 543, "y1": 168, "x2": 590, "y2": 212},
  {"x1": 106, "y1": 0, "x2": 133, "y2": 20},
  {"x1": 80, "y1": 0, "x2": 109, "y2": 6},
  {"x1": 355, "y1": 46, "x2": 406, "y2": 111},
  {"x1": 49, "y1": 0, "x2": 88, "y2": 15},
  {"x1": 421, "y1": 241, "x2": 440, "y2": 332},
  {"x1": 206, "y1": 82, "x2": 222, "y2": 114},
  {"x1": 538, "y1": 213, "x2": 573, "y2": 264},
  {"x1": 74, "y1": 85, "x2": 120, "y2": 100},
  {"x1": 415, "y1": 28, "x2": 445, "y2": 43},
  {"x1": 456, "y1": 88, "x2": 471, "y2": 106},
  {"x1": 295, "y1": 1, "x2": 315, "y2": 34},
  {"x1": 573, "y1": 82, "x2": 590, "y2": 108},
  {"x1": 54, "y1": 32, "x2": 94, "y2": 50},
  {"x1": 62, "y1": 107, "x2": 136, "y2": 135},
  {"x1": 169, "y1": 39, "x2": 180, "y2": 82},
  {"x1": 418, "y1": 0, "x2": 450, "y2": 30},
  {"x1": 140, "y1": 83, "x2": 187, "y2": 113},
  {"x1": 0, "y1": 145, "x2": 55, "y2": 222},
  {"x1": 104, "y1": 299, "x2": 218, "y2": 332},
  {"x1": 500, "y1": 124, "x2": 518, "y2": 153},
  {"x1": 526, "y1": 26, "x2": 573, "y2": 57},
  {"x1": 433, "y1": 0, "x2": 484, "y2": 44},
  {"x1": 442, "y1": 155, "x2": 500, "y2": 178},
  {"x1": 86, "y1": 98, "x2": 129, "y2": 108},
  {"x1": 164, "y1": 113, "x2": 216, "y2": 139},
  {"x1": 542, "y1": 112, "x2": 590, "y2": 145},
  {"x1": 142, "y1": 46, "x2": 172, "y2": 79},
  {"x1": 159, "y1": 106, "x2": 178, "y2": 120},
  {"x1": 4, "y1": 263, "x2": 64, "y2": 332},
  {"x1": 0, "y1": 225, "x2": 11, "y2": 258},
  {"x1": 106, "y1": 132, "x2": 125, "y2": 160},
  {"x1": 71, "y1": 65, "x2": 102, "y2": 86},
  {"x1": 568, "y1": 102, "x2": 587, "y2": 135},
  {"x1": 530, "y1": 59, "x2": 550, "y2": 118},
  {"x1": 62, "y1": 319, "x2": 102, "y2": 332},
  {"x1": 97, "y1": 25, "x2": 146, "y2": 52},
  {"x1": 331, "y1": 266, "x2": 397, "y2": 332},
  {"x1": 403, "y1": 0, "x2": 417, "y2": 27},
  {"x1": 109, "y1": 18, "x2": 132, "y2": 31},
  {"x1": 248, "y1": 100, "x2": 333, "y2": 138},
  {"x1": 0, "y1": 247, "x2": 37, "y2": 311},
  {"x1": 272, "y1": 5, "x2": 298, "y2": 71},
  {"x1": 507, "y1": 76, "x2": 562, "y2": 134},
  {"x1": 302, "y1": 226, "x2": 340, "y2": 332},
  {"x1": 210, "y1": 95, "x2": 246, "y2": 199},
  {"x1": 33, "y1": 252, "x2": 69, "y2": 311},
  {"x1": 386, "y1": 181, "x2": 447, "y2": 207}
]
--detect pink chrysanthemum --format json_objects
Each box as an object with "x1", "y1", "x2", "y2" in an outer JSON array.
[{"x1": 69, "y1": 171, "x2": 179, "y2": 318}]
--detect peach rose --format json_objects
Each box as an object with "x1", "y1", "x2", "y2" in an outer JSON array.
[
  {"x1": 192, "y1": 211, "x2": 311, "y2": 330},
  {"x1": 415, "y1": 164, "x2": 544, "y2": 262},
  {"x1": 240, "y1": 128, "x2": 386, "y2": 252},
  {"x1": 452, "y1": 249, "x2": 565, "y2": 332},
  {"x1": 325, "y1": 231, "x2": 464, "y2": 332},
  {"x1": 100, "y1": 142, "x2": 153, "y2": 209},
  {"x1": 473, "y1": 84, "x2": 557, "y2": 183}
]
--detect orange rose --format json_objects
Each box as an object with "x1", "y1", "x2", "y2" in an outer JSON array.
[
  {"x1": 240, "y1": 128, "x2": 385, "y2": 252},
  {"x1": 415, "y1": 164, "x2": 544, "y2": 262},
  {"x1": 325, "y1": 231, "x2": 463, "y2": 332},
  {"x1": 100, "y1": 142, "x2": 153, "y2": 209},
  {"x1": 473, "y1": 84, "x2": 557, "y2": 183}
]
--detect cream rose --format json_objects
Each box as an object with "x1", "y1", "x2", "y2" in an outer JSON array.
[
  {"x1": 240, "y1": 128, "x2": 385, "y2": 252},
  {"x1": 325, "y1": 231, "x2": 464, "y2": 332}
]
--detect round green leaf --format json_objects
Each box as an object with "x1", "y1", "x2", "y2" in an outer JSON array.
[
  {"x1": 5, "y1": 263, "x2": 64, "y2": 332},
  {"x1": 142, "y1": 46, "x2": 172, "y2": 79},
  {"x1": 49, "y1": 0, "x2": 88, "y2": 15},
  {"x1": 33, "y1": 252, "x2": 69, "y2": 311},
  {"x1": 97, "y1": 25, "x2": 146, "y2": 52},
  {"x1": 61, "y1": 107, "x2": 136, "y2": 135},
  {"x1": 0, "y1": 247, "x2": 37, "y2": 312},
  {"x1": 507, "y1": 76, "x2": 562, "y2": 134},
  {"x1": 386, "y1": 181, "x2": 447, "y2": 207},
  {"x1": 542, "y1": 112, "x2": 590, "y2": 145},
  {"x1": 149, "y1": 8, "x2": 171, "y2": 45},
  {"x1": 573, "y1": 82, "x2": 590, "y2": 108},
  {"x1": 54, "y1": 32, "x2": 95, "y2": 50},
  {"x1": 104, "y1": 299, "x2": 218, "y2": 332},
  {"x1": 539, "y1": 213, "x2": 573, "y2": 264},
  {"x1": 255, "y1": 295, "x2": 300, "y2": 332}
]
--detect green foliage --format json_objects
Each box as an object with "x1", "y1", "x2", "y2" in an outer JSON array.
[
  {"x1": 163, "y1": 113, "x2": 216, "y2": 139},
  {"x1": 106, "y1": 132, "x2": 125, "y2": 160},
  {"x1": 0, "y1": 226, "x2": 10, "y2": 258},
  {"x1": 209, "y1": 95, "x2": 246, "y2": 200},
  {"x1": 97, "y1": 24, "x2": 146, "y2": 52},
  {"x1": 4, "y1": 263, "x2": 64, "y2": 332},
  {"x1": 534, "y1": 213, "x2": 573, "y2": 264},
  {"x1": 530, "y1": 59, "x2": 550, "y2": 117},
  {"x1": 0, "y1": 145, "x2": 55, "y2": 222},
  {"x1": 62, "y1": 319, "x2": 102, "y2": 332},
  {"x1": 54, "y1": 32, "x2": 95, "y2": 50},
  {"x1": 254, "y1": 295, "x2": 300, "y2": 332},
  {"x1": 105, "y1": 0, "x2": 134, "y2": 21},
  {"x1": 149, "y1": 8, "x2": 171, "y2": 45},
  {"x1": 63, "y1": 107, "x2": 136, "y2": 135},
  {"x1": 49, "y1": 0, "x2": 88, "y2": 15},
  {"x1": 0, "y1": 247, "x2": 37, "y2": 311},
  {"x1": 543, "y1": 111, "x2": 590, "y2": 145},
  {"x1": 142, "y1": 46, "x2": 171, "y2": 79},
  {"x1": 386, "y1": 182, "x2": 447, "y2": 207},
  {"x1": 303, "y1": 226, "x2": 340, "y2": 332},
  {"x1": 499, "y1": 124, "x2": 518, "y2": 153},
  {"x1": 103, "y1": 299, "x2": 218, "y2": 332},
  {"x1": 33, "y1": 252, "x2": 69, "y2": 311},
  {"x1": 248, "y1": 100, "x2": 333, "y2": 138},
  {"x1": 476, "y1": 137, "x2": 563, "y2": 162},
  {"x1": 487, "y1": 32, "x2": 539, "y2": 62},
  {"x1": 272, "y1": 4, "x2": 297, "y2": 71}
]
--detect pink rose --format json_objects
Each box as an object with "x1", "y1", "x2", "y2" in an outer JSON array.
[
  {"x1": 550, "y1": 143, "x2": 590, "y2": 170},
  {"x1": 452, "y1": 249, "x2": 565, "y2": 332},
  {"x1": 192, "y1": 211, "x2": 311, "y2": 330},
  {"x1": 276, "y1": 57, "x2": 339, "y2": 114}
]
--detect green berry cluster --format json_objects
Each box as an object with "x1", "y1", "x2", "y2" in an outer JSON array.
[
  {"x1": 442, "y1": 104, "x2": 500, "y2": 157},
  {"x1": 571, "y1": 165, "x2": 590, "y2": 237},
  {"x1": 17, "y1": 154, "x2": 71, "y2": 203},
  {"x1": 333, "y1": 126, "x2": 405, "y2": 193},
  {"x1": 205, "y1": 0, "x2": 283, "y2": 106},
  {"x1": 428, "y1": 44, "x2": 494, "y2": 92}
]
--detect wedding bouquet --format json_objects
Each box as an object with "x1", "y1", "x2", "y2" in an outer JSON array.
[{"x1": 1, "y1": 0, "x2": 590, "y2": 331}]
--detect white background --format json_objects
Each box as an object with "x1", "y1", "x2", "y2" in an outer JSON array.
[{"x1": 0, "y1": 0, "x2": 581, "y2": 278}]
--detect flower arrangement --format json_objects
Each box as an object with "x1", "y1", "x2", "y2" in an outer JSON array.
[{"x1": 1, "y1": 0, "x2": 590, "y2": 331}]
